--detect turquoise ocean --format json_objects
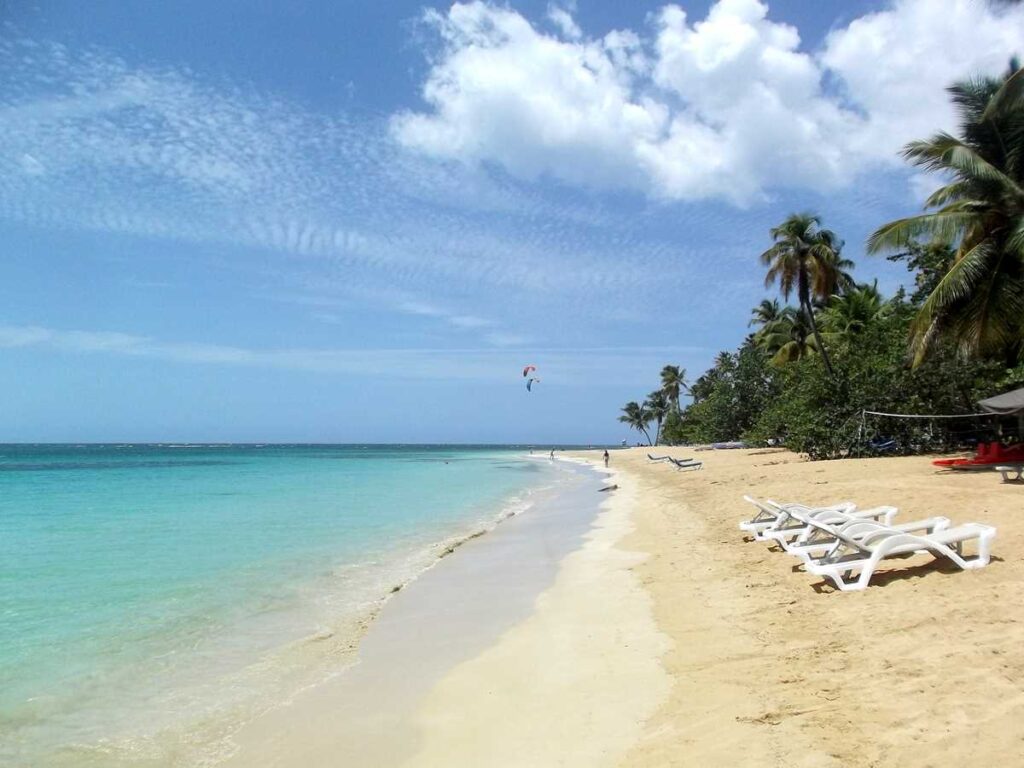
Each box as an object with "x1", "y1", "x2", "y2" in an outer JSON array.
[{"x1": 0, "y1": 444, "x2": 568, "y2": 766}]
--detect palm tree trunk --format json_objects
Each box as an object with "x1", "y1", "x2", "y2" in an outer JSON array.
[
  {"x1": 804, "y1": 299, "x2": 834, "y2": 376},
  {"x1": 799, "y1": 266, "x2": 834, "y2": 376},
  {"x1": 654, "y1": 418, "x2": 663, "y2": 446}
]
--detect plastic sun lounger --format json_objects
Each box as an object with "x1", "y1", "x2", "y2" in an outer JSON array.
[
  {"x1": 739, "y1": 496, "x2": 856, "y2": 535},
  {"x1": 996, "y1": 465, "x2": 1023, "y2": 483},
  {"x1": 785, "y1": 515, "x2": 950, "y2": 562},
  {"x1": 753, "y1": 504, "x2": 896, "y2": 543},
  {"x1": 755, "y1": 505, "x2": 898, "y2": 545},
  {"x1": 803, "y1": 522, "x2": 997, "y2": 592},
  {"x1": 670, "y1": 458, "x2": 702, "y2": 471},
  {"x1": 647, "y1": 453, "x2": 674, "y2": 462}
]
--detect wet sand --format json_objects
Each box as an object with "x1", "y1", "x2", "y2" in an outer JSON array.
[{"x1": 221, "y1": 461, "x2": 618, "y2": 766}]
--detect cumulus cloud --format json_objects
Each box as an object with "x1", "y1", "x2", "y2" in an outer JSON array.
[
  {"x1": 392, "y1": 2, "x2": 663, "y2": 191},
  {"x1": 392, "y1": 0, "x2": 1024, "y2": 204},
  {"x1": 547, "y1": 2, "x2": 582, "y2": 40}
]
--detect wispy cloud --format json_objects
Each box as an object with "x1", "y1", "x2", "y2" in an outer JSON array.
[
  {"x1": 0, "y1": 324, "x2": 709, "y2": 384},
  {"x1": 397, "y1": 300, "x2": 493, "y2": 330},
  {"x1": 0, "y1": 34, "x2": 703, "y2": 346},
  {"x1": 0, "y1": 7, "x2": 957, "y2": 358}
]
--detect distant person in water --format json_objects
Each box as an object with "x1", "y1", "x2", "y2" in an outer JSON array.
[
  {"x1": 549, "y1": 449, "x2": 555, "y2": 459},
  {"x1": 603, "y1": 449, "x2": 609, "y2": 468}
]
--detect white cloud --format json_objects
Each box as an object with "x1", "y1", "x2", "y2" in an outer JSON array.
[
  {"x1": 0, "y1": 34, "x2": 702, "y2": 343},
  {"x1": 393, "y1": 0, "x2": 1024, "y2": 204},
  {"x1": 391, "y1": 2, "x2": 663, "y2": 191},
  {"x1": 483, "y1": 331, "x2": 531, "y2": 347},
  {"x1": 396, "y1": 299, "x2": 493, "y2": 330},
  {"x1": 548, "y1": 3, "x2": 582, "y2": 41},
  {"x1": 0, "y1": 324, "x2": 705, "y2": 384},
  {"x1": 821, "y1": 0, "x2": 1022, "y2": 160}
]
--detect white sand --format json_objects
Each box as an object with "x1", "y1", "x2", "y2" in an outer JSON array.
[
  {"x1": 221, "y1": 447, "x2": 1024, "y2": 767},
  {"x1": 403, "y1": 470, "x2": 671, "y2": 766}
]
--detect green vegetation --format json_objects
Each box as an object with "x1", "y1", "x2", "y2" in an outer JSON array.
[
  {"x1": 868, "y1": 60, "x2": 1024, "y2": 365},
  {"x1": 760, "y1": 213, "x2": 850, "y2": 375},
  {"x1": 618, "y1": 400, "x2": 653, "y2": 445},
  {"x1": 622, "y1": 63, "x2": 1024, "y2": 458}
]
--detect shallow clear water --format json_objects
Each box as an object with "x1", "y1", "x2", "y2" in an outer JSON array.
[{"x1": 0, "y1": 444, "x2": 563, "y2": 766}]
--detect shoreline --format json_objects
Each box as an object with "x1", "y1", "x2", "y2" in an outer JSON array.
[
  {"x1": 219, "y1": 459, "x2": 613, "y2": 766},
  {"x1": 46, "y1": 446, "x2": 1024, "y2": 767},
  {"x1": 21, "y1": 450, "x2": 567, "y2": 768},
  {"x1": 378, "y1": 446, "x2": 1024, "y2": 767},
  {"x1": 400, "y1": 458, "x2": 671, "y2": 767}
]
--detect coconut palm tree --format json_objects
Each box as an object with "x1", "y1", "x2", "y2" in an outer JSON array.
[
  {"x1": 832, "y1": 255, "x2": 858, "y2": 295},
  {"x1": 867, "y1": 62, "x2": 1024, "y2": 364},
  {"x1": 984, "y1": 57, "x2": 1023, "y2": 120},
  {"x1": 749, "y1": 298, "x2": 782, "y2": 332},
  {"x1": 659, "y1": 364, "x2": 688, "y2": 412},
  {"x1": 760, "y1": 213, "x2": 846, "y2": 375},
  {"x1": 644, "y1": 390, "x2": 670, "y2": 445},
  {"x1": 758, "y1": 306, "x2": 818, "y2": 366},
  {"x1": 618, "y1": 401, "x2": 653, "y2": 445},
  {"x1": 820, "y1": 282, "x2": 887, "y2": 340}
]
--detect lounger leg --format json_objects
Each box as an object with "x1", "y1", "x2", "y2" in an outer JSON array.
[{"x1": 976, "y1": 532, "x2": 993, "y2": 566}]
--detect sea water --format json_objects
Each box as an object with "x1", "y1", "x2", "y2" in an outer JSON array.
[{"x1": 0, "y1": 444, "x2": 567, "y2": 766}]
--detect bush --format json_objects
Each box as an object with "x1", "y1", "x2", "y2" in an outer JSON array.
[{"x1": 674, "y1": 297, "x2": 1007, "y2": 459}]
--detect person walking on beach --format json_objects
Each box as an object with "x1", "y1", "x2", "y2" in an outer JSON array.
[
  {"x1": 603, "y1": 449, "x2": 609, "y2": 468},
  {"x1": 549, "y1": 448, "x2": 555, "y2": 459}
]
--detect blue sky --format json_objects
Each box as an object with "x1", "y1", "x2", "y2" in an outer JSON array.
[{"x1": 1, "y1": 0, "x2": 1022, "y2": 443}]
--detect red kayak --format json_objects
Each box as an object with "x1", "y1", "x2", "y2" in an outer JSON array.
[{"x1": 933, "y1": 442, "x2": 1024, "y2": 470}]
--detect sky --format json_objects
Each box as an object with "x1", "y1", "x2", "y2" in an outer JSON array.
[{"x1": 1, "y1": 0, "x2": 1023, "y2": 443}]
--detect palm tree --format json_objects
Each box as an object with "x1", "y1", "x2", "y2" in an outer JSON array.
[
  {"x1": 659, "y1": 365, "x2": 688, "y2": 412},
  {"x1": 820, "y1": 282, "x2": 887, "y2": 340},
  {"x1": 984, "y1": 57, "x2": 1023, "y2": 120},
  {"x1": 760, "y1": 213, "x2": 846, "y2": 375},
  {"x1": 618, "y1": 401, "x2": 653, "y2": 445},
  {"x1": 749, "y1": 299, "x2": 782, "y2": 332},
  {"x1": 832, "y1": 255, "x2": 858, "y2": 295},
  {"x1": 758, "y1": 306, "x2": 818, "y2": 366},
  {"x1": 867, "y1": 62, "x2": 1024, "y2": 364},
  {"x1": 644, "y1": 390, "x2": 670, "y2": 445}
]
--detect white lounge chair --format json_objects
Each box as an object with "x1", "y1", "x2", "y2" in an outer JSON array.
[
  {"x1": 670, "y1": 457, "x2": 703, "y2": 471},
  {"x1": 756, "y1": 505, "x2": 898, "y2": 545},
  {"x1": 804, "y1": 523, "x2": 997, "y2": 591},
  {"x1": 996, "y1": 465, "x2": 1023, "y2": 483},
  {"x1": 647, "y1": 453, "x2": 675, "y2": 463},
  {"x1": 739, "y1": 496, "x2": 856, "y2": 535},
  {"x1": 785, "y1": 515, "x2": 950, "y2": 562}
]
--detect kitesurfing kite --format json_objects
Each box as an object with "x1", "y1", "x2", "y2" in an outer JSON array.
[{"x1": 523, "y1": 363, "x2": 540, "y2": 392}]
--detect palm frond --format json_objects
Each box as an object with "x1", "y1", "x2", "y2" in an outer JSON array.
[
  {"x1": 867, "y1": 212, "x2": 977, "y2": 253},
  {"x1": 983, "y1": 65, "x2": 1024, "y2": 120}
]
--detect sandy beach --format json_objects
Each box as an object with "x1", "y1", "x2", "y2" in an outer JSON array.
[
  {"x1": 403, "y1": 447, "x2": 1024, "y2": 766},
  {"x1": 590, "y1": 448, "x2": 1022, "y2": 767},
  {"x1": 216, "y1": 447, "x2": 1024, "y2": 767},
  {"x1": 217, "y1": 457, "x2": 670, "y2": 768}
]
